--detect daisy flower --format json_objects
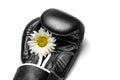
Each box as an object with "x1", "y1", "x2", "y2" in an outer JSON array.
[{"x1": 27, "y1": 28, "x2": 56, "y2": 66}]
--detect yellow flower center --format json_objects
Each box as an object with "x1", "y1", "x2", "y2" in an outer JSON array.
[{"x1": 37, "y1": 36, "x2": 48, "y2": 47}]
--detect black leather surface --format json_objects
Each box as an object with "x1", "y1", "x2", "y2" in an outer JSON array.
[
  {"x1": 21, "y1": 17, "x2": 41, "y2": 63},
  {"x1": 13, "y1": 65, "x2": 49, "y2": 80},
  {"x1": 41, "y1": 9, "x2": 83, "y2": 35},
  {"x1": 20, "y1": 8, "x2": 85, "y2": 80}
]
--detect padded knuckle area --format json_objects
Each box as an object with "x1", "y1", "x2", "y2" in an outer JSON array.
[{"x1": 41, "y1": 9, "x2": 81, "y2": 35}]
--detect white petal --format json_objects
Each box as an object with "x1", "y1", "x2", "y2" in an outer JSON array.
[{"x1": 33, "y1": 31, "x2": 37, "y2": 34}]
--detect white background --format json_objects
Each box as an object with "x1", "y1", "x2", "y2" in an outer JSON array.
[{"x1": 0, "y1": 0, "x2": 120, "y2": 80}]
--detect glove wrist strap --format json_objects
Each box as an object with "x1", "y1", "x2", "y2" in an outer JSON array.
[
  {"x1": 13, "y1": 64, "x2": 49, "y2": 80},
  {"x1": 13, "y1": 63, "x2": 62, "y2": 80}
]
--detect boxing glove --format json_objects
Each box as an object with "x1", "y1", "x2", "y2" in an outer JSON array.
[{"x1": 13, "y1": 8, "x2": 85, "y2": 80}]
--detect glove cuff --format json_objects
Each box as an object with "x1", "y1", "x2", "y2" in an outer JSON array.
[{"x1": 13, "y1": 63, "x2": 49, "y2": 80}]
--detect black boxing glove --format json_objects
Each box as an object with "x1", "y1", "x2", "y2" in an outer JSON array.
[{"x1": 13, "y1": 9, "x2": 85, "y2": 80}]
